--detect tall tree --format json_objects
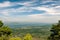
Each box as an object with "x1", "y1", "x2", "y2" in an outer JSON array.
[
  {"x1": 0, "y1": 21, "x2": 12, "y2": 37},
  {"x1": 48, "y1": 20, "x2": 60, "y2": 40},
  {"x1": 0, "y1": 21, "x2": 3, "y2": 27}
]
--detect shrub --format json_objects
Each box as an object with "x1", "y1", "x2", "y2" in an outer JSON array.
[
  {"x1": 23, "y1": 33, "x2": 32, "y2": 40},
  {"x1": 9, "y1": 37, "x2": 21, "y2": 40}
]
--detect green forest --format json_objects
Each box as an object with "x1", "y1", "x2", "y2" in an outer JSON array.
[{"x1": 0, "y1": 20, "x2": 60, "y2": 40}]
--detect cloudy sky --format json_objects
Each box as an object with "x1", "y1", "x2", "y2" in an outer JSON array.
[{"x1": 0, "y1": 0, "x2": 60, "y2": 23}]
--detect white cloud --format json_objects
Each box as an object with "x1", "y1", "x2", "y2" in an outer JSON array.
[
  {"x1": 0, "y1": 5, "x2": 60, "y2": 23},
  {"x1": 0, "y1": 1, "x2": 11, "y2": 7},
  {"x1": 32, "y1": 6, "x2": 60, "y2": 15},
  {"x1": 17, "y1": 2, "x2": 33, "y2": 6},
  {"x1": 0, "y1": 0, "x2": 60, "y2": 23},
  {"x1": 0, "y1": 6, "x2": 33, "y2": 16},
  {"x1": 0, "y1": 14, "x2": 60, "y2": 23},
  {"x1": 0, "y1": 11, "x2": 9, "y2": 16},
  {"x1": 0, "y1": 1, "x2": 34, "y2": 16},
  {"x1": 54, "y1": 6, "x2": 60, "y2": 9}
]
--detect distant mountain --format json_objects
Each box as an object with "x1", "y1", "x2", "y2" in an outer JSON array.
[{"x1": 4, "y1": 22, "x2": 52, "y2": 28}]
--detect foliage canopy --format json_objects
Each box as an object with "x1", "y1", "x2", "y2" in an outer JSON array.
[{"x1": 48, "y1": 20, "x2": 60, "y2": 40}]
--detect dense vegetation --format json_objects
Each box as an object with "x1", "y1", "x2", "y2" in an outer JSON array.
[
  {"x1": 48, "y1": 20, "x2": 60, "y2": 40},
  {"x1": 0, "y1": 21, "x2": 12, "y2": 40}
]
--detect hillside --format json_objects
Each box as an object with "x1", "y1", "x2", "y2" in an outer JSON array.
[{"x1": 4, "y1": 22, "x2": 52, "y2": 40}]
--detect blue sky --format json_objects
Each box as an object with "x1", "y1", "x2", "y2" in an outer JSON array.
[{"x1": 0, "y1": 0, "x2": 60, "y2": 23}]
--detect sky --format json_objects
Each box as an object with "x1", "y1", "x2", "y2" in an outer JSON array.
[{"x1": 0, "y1": 0, "x2": 60, "y2": 23}]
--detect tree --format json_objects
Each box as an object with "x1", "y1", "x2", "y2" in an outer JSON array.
[
  {"x1": 0, "y1": 21, "x2": 3, "y2": 27},
  {"x1": 23, "y1": 33, "x2": 32, "y2": 40},
  {"x1": 48, "y1": 20, "x2": 60, "y2": 40},
  {"x1": 9, "y1": 37, "x2": 21, "y2": 40},
  {"x1": 0, "y1": 26, "x2": 12, "y2": 36},
  {"x1": 0, "y1": 21, "x2": 12, "y2": 37}
]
